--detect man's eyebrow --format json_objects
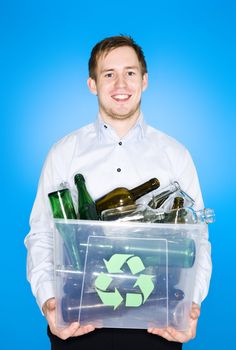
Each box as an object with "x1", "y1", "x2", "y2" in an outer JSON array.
[
  {"x1": 100, "y1": 68, "x2": 115, "y2": 74},
  {"x1": 125, "y1": 66, "x2": 139, "y2": 70},
  {"x1": 101, "y1": 66, "x2": 139, "y2": 74}
]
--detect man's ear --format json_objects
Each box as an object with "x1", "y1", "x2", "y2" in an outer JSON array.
[
  {"x1": 87, "y1": 77, "x2": 97, "y2": 95},
  {"x1": 142, "y1": 73, "x2": 148, "y2": 92}
]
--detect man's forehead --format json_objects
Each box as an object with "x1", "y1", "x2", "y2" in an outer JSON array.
[{"x1": 97, "y1": 47, "x2": 140, "y2": 69}]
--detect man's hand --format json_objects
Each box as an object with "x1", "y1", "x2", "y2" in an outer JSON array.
[
  {"x1": 42, "y1": 298, "x2": 95, "y2": 340},
  {"x1": 147, "y1": 303, "x2": 200, "y2": 343}
]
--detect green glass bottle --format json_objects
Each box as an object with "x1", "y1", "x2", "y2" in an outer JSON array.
[
  {"x1": 74, "y1": 174, "x2": 99, "y2": 220},
  {"x1": 95, "y1": 178, "x2": 160, "y2": 216},
  {"x1": 48, "y1": 188, "x2": 81, "y2": 269},
  {"x1": 48, "y1": 188, "x2": 77, "y2": 219},
  {"x1": 141, "y1": 237, "x2": 196, "y2": 268},
  {"x1": 82, "y1": 236, "x2": 195, "y2": 268}
]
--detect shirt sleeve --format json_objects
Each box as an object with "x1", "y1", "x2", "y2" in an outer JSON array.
[
  {"x1": 175, "y1": 149, "x2": 212, "y2": 305},
  {"x1": 24, "y1": 147, "x2": 61, "y2": 312}
]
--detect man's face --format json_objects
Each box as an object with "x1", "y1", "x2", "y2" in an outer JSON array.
[{"x1": 88, "y1": 46, "x2": 148, "y2": 122}]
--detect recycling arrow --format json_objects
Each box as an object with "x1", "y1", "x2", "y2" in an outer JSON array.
[
  {"x1": 133, "y1": 274, "x2": 154, "y2": 302},
  {"x1": 95, "y1": 288, "x2": 123, "y2": 310},
  {"x1": 103, "y1": 254, "x2": 133, "y2": 273},
  {"x1": 125, "y1": 293, "x2": 143, "y2": 307},
  {"x1": 94, "y1": 272, "x2": 112, "y2": 290},
  {"x1": 127, "y1": 256, "x2": 145, "y2": 275}
]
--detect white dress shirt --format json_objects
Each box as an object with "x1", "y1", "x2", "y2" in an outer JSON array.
[{"x1": 24, "y1": 113, "x2": 212, "y2": 312}]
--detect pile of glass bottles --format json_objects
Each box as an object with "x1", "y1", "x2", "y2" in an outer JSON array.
[
  {"x1": 48, "y1": 174, "x2": 215, "y2": 325},
  {"x1": 48, "y1": 174, "x2": 215, "y2": 225}
]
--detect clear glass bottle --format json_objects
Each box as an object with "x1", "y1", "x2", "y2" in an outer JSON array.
[
  {"x1": 148, "y1": 181, "x2": 181, "y2": 209},
  {"x1": 101, "y1": 204, "x2": 165, "y2": 223},
  {"x1": 164, "y1": 206, "x2": 215, "y2": 224},
  {"x1": 148, "y1": 181, "x2": 195, "y2": 210}
]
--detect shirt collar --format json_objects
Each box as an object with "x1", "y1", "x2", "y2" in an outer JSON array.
[{"x1": 94, "y1": 112, "x2": 147, "y2": 143}]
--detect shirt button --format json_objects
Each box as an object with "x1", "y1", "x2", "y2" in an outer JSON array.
[
  {"x1": 104, "y1": 125, "x2": 107, "y2": 129},
  {"x1": 117, "y1": 168, "x2": 121, "y2": 172},
  {"x1": 118, "y1": 141, "x2": 122, "y2": 146}
]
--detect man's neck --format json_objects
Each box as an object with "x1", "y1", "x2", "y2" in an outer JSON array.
[{"x1": 100, "y1": 111, "x2": 141, "y2": 138}]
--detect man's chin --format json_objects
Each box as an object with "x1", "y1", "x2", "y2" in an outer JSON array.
[{"x1": 107, "y1": 109, "x2": 140, "y2": 121}]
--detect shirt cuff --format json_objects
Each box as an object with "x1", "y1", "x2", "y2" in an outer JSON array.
[
  {"x1": 192, "y1": 289, "x2": 203, "y2": 307},
  {"x1": 36, "y1": 280, "x2": 55, "y2": 314}
]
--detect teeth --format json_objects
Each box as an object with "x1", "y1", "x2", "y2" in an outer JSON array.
[{"x1": 112, "y1": 94, "x2": 130, "y2": 99}]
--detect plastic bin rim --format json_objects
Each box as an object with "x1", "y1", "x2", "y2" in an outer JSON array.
[
  {"x1": 54, "y1": 218, "x2": 207, "y2": 228},
  {"x1": 53, "y1": 219, "x2": 208, "y2": 237}
]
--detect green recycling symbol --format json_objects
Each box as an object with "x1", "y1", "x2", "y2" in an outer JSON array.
[{"x1": 94, "y1": 254, "x2": 154, "y2": 310}]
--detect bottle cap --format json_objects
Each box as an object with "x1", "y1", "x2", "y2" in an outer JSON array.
[
  {"x1": 74, "y1": 173, "x2": 85, "y2": 183},
  {"x1": 149, "y1": 178, "x2": 160, "y2": 188},
  {"x1": 204, "y1": 208, "x2": 216, "y2": 223},
  {"x1": 173, "y1": 196, "x2": 184, "y2": 207}
]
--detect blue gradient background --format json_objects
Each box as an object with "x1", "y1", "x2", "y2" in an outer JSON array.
[{"x1": 1, "y1": 1, "x2": 235, "y2": 349}]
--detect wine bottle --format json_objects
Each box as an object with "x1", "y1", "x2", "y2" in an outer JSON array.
[
  {"x1": 141, "y1": 237, "x2": 196, "y2": 268},
  {"x1": 95, "y1": 178, "x2": 160, "y2": 216},
  {"x1": 61, "y1": 289, "x2": 185, "y2": 325},
  {"x1": 74, "y1": 173, "x2": 99, "y2": 220},
  {"x1": 82, "y1": 236, "x2": 196, "y2": 268},
  {"x1": 48, "y1": 188, "x2": 81, "y2": 269}
]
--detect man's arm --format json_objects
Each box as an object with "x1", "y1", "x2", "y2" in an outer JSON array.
[
  {"x1": 149, "y1": 147, "x2": 212, "y2": 342},
  {"x1": 176, "y1": 149, "x2": 212, "y2": 305},
  {"x1": 24, "y1": 146, "x2": 95, "y2": 338}
]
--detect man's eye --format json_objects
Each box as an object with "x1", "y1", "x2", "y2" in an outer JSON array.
[
  {"x1": 127, "y1": 71, "x2": 135, "y2": 76},
  {"x1": 105, "y1": 73, "x2": 113, "y2": 78}
]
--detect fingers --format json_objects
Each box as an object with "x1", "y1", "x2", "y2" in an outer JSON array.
[
  {"x1": 148, "y1": 327, "x2": 178, "y2": 342},
  {"x1": 147, "y1": 326, "x2": 196, "y2": 343},
  {"x1": 49, "y1": 322, "x2": 95, "y2": 340},
  {"x1": 55, "y1": 322, "x2": 80, "y2": 340},
  {"x1": 42, "y1": 298, "x2": 56, "y2": 316},
  {"x1": 191, "y1": 303, "x2": 201, "y2": 320},
  {"x1": 166, "y1": 328, "x2": 192, "y2": 343},
  {"x1": 43, "y1": 297, "x2": 95, "y2": 340},
  {"x1": 71, "y1": 325, "x2": 95, "y2": 337},
  {"x1": 46, "y1": 298, "x2": 56, "y2": 311}
]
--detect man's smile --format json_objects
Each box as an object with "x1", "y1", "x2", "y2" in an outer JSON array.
[{"x1": 111, "y1": 94, "x2": 132, "y2": 102}]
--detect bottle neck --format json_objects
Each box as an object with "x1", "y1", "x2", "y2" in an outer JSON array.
[
  {"x1": 171, "y1": 197, "x2": 184, "y2": 210},
  {"x1": 130, "y1": 178, "x2": 160, "y2": 201},
  {"x1": 76, "y1": 180, "x2": 87, "y2": 194},
  {"x1": 148, "y1": 182, "x2": 181, "y2": 209},
  {"x1": 196, "y1": 208, "x2": 215, "y2": 224}
]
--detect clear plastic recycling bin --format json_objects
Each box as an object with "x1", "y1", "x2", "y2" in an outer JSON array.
[{"x1": 54, "y1": 219, "x2": 207, "y2": 330}]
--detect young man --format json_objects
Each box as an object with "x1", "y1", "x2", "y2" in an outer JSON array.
[{"x1": 25, "y1": 35, "x2": 212, "y2": 350}]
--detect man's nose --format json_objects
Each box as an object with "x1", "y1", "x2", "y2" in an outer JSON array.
[{"x1": 114, "y1": 74, "x2": 127, "y2": 88}]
